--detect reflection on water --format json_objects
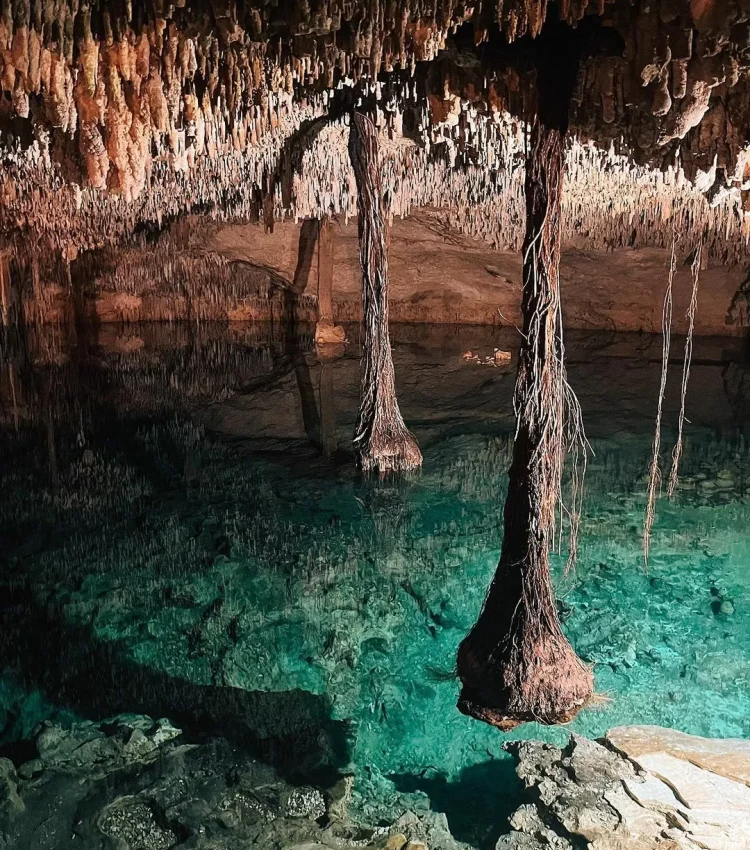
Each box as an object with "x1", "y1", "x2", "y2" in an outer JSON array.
[{"x1": 1, "y1": 321, "x2": 750, "y2": 838}]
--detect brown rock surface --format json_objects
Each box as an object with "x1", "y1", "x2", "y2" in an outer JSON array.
[{"x1": 37, "y1": 214, "x2": 741, "y2": 334}]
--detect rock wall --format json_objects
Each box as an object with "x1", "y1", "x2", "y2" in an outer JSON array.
[{"x1": 14, "y1": 213, "x2": 748, "y2": 335}]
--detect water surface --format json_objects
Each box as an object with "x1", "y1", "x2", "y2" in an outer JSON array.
[{"x1": 1, "y1": 322, "x2": 749, "y2": 845}]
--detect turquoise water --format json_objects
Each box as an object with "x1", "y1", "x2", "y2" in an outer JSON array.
[{"x1": 1, "y1": 323, "x2": 749, "y2": 845}]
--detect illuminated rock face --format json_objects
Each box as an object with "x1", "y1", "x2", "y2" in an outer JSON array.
[{"x1": 500, "y1": 729, "x2": 750, "y2": 850}]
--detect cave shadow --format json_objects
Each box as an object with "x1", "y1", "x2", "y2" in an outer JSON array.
[
  {"x1": 390, "y1": 756, "x2": 525, "y2": 849},
  {"x1": 0, "y1": 578, "x2": 351, "y2": 784}
]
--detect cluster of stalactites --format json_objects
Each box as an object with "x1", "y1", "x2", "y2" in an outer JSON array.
[
  {"x1": 291, "y1": 120, "x2": 750, "y2": 265},
  {"x1": 3, "y1": 1, "x2": 750, "y2": 207},
  {"x1": 0, "y1": 0, "x2": 323, "y2": 200},
  {"x1": 422, "y1": 1, "x2": 750, "y2": 209},
  {"x1": 569, "y1": 0, "x2": 750, "y2": 203},
  {"x1": 0, "y1": 0, "x2": 607, "y2": 199},
  {"x1": 3, "y1": 1, "x2": 750, "y2": 273},
  {"x1": 6, "y1": 109, "x2": 749, "y2": 305}
]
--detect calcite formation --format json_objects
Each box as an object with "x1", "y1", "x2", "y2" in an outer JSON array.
[{"x1": 1, "y1": 0, "x2": 750, "y2": 311}]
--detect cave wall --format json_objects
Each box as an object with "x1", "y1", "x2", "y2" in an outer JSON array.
[{"x1": 17, "y1": 213, "x2": 747, "y2": 335}]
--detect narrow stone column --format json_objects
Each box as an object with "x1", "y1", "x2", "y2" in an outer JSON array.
[
  {"x1": 348, "y1": 111, "x2": 421, "y2": 473},
  {"x1": 314, "y1": 217, "x2": 346, "y2": 345},
  {"x1": 456, "y1": 31, "x2": 592, "y2": 729}
]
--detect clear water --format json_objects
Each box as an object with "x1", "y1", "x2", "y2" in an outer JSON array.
[{"x1": 1, "y1": 323, "x2": 749, "y2": 846}]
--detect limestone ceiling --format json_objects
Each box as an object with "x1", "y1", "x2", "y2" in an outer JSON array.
[{"x1": 1, "y1": 1, "x2": 750, "y2": 260}]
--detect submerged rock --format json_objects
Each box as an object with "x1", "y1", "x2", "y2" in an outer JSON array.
[
  {"x1": 284, "y1": 786, "x2": 326, "y2": 820},
  {"x1": 0, "y1": 759, "x2": 24, "y2": 822},
  {"x1": 0, "y1": 714, "x2": 460, "y2": 850}
]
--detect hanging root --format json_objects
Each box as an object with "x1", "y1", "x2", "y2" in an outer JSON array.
[
  {"x1": 560, "y1": 329, "x2": 590, "y2": 576},
  {"x1": 356, "y1": 413, "x2": 422, "y2": 474},
  {"x1": 457, "y1": 580, "x2": 594, "y2": 730},
  {"x1": 457, "y1": 77, "x2": 592, "y2": 730},
  {"x1": 349, "y1": 110, "x2": 422, "y2": 475},
  {"x1": 643, "y1": 234, "x2": 676, "y2": 565},
  {"x1": 667, "y1": 242, "x2": 702, "y2": 498}
]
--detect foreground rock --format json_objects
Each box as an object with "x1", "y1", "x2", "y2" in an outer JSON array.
[
  {"x1": 3, "y1": 718, "x2": 749, "y2": 850},
  {"x1": 0, "y1": 715, "x2": 463, "y2": 850},
  {"x1": 499, "y1": 727, "x2": 750, "y2": 850}
]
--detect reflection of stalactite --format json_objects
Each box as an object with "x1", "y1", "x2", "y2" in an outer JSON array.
[
  {"x1": 727, "y1": 267, "x2": 750, "y2": 329},
  {"x1": 319, "y1": 363, "x2": 336, "y2": 458},
  {"x1": 722, "y1": 362, "x2": 750, "y2": 425},
  {"x1": 295, "y1": 359, "x2": 323, "y2": 450},
  {"x1": 42, "y1": 377, "x2": 59, "y2": 484}
]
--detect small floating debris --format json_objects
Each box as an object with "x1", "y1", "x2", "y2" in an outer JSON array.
[{"x1": 461, "y1": 348, "x2": 512, "y2": 366}]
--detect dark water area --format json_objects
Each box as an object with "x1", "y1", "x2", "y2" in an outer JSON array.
[{"x1": 1, "y1": 321, "x2": 749, "y2": 847}]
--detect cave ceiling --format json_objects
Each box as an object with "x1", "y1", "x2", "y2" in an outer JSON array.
[{"x1": 1, "y1": 0, "x2": 750, "y2": 265}]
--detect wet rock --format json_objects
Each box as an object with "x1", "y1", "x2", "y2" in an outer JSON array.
[
  {"x1": 31, "y1": 715, "x2": 182, "y2": 775},
  {"x1": 16, "y1": 759, "x2": 43, "y2": 780},
  {"x1": 1, "y1": 714, "x2": 457, "y2": 850},
  {"x1": 498, "y1": 802, "x2": 572, "y2": 849},
  {"x1": 151, "y1": 719, "x2": 182, "y2": 746},
  {"x1": 326, "y1": 774, "x2": 354, "y2": 822},
  {"x1": 98, "y1": 797, "x2": 176, "y2": 850},
  {"x1": 720, "y1": 599, "x2": 736, "y2": 615}
]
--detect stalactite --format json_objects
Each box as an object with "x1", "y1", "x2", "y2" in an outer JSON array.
[
  {"x1": 348, "y1": 111, "x2": 421, "y2": 474},
  {"x1": 455, "y1": 33, "x2": 592, "y2": 730}
]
